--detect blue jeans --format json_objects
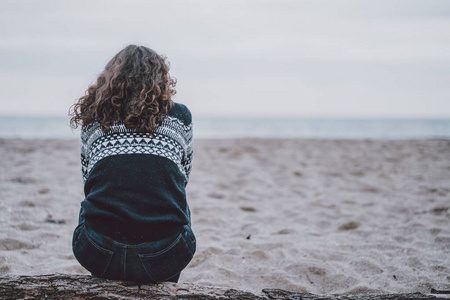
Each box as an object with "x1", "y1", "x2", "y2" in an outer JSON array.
[{"x1": 72, "y1": 213, "x2": 196, "y2": 283}]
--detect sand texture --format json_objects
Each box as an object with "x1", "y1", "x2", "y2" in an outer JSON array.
[{"x1": 0, "y1": 138, "x2": 449, "y2": 295}]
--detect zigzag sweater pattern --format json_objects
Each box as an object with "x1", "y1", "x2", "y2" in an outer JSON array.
[{"x1": 79, "y1": 103, "x2": 193, "y2": 243}]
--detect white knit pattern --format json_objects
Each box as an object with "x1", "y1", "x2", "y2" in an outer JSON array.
[{"x1": 80, "y1": 116, "x2": 193, "y2": 183}]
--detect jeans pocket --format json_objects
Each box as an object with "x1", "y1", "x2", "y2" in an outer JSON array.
[
  {"x1": 139, "y1": 226, "x2": 195, "y2": 282},
  {"x1": 73, "y1": 227, "x2": 114, "y2": 277},
  {"x1": 182, "y1": 225, "x2": 196, "y2": 256},
  {"x1": 72, "y1": 223, "x2": 84, "y2": 249}
]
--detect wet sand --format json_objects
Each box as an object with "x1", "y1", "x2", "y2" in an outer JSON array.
[{"x1": 0, "y1": 138, "x2": 449, "y2": 295}]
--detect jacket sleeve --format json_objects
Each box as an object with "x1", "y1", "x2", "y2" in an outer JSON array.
[
  {"x1": 80, "y1": 132, "x2": 89, "y2": 183},
  {"x1": 182, "y1": 124, "x2": 193, "y2": 185}
]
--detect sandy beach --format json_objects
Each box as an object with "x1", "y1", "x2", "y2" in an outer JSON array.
[{"x1": 0, "y1": 138, "x2": 449, "y2": 295}]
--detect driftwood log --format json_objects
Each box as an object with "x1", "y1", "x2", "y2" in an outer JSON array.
[{"x1": 0, "y1": 274, "x2": 447, "y2": 300}]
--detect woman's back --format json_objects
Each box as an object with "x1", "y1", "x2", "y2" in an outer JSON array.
[{"x1": 81, "y1": 102, "x2": 193, "y2": 243}]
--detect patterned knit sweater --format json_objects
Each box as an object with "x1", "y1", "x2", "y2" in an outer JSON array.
[{"x1": 79, "y1": 102, "x2": 193, "y2": 243}]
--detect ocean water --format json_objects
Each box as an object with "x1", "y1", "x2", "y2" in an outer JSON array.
[{"x1": 0, "y1": 115, "x2": 449, "y2": 139}]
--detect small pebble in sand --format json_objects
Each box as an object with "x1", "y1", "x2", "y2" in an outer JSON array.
[
  {"x1": 240, "y1": 206, "x2": 257, "y2": 212},
  {"x1": 338, "y1": 222, "x2": 360, "y2": 231},
  {"x1": 38, "y1": 188, "x2": 50, "y2": 194}
]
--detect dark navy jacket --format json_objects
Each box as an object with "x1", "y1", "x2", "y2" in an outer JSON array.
[{"x1": 79, "y1": 103, "x2": 193, "y2": 243}]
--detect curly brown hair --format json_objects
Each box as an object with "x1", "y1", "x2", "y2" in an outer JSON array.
[{"x1": 69, "y1": 45, "x2": 176, "y2": 134}]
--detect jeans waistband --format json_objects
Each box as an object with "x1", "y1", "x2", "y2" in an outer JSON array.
[{"x1": 84, "y1": 221, "x2": 186, "y2": 253}]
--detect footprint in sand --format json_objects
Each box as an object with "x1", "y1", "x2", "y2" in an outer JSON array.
[
  {"x1": 240, "y1": 206, "x2": 257, "y2": 212},
  {"x1": 208, "y1": 192, "x2": 225, "y2": 199},
  {"x1": 17, "y1": 223, "x2": 38, "y2": 231},
  {"x1": 431, "y1": 206, "x2": 449, "y2": 215},
  {"x1": 245, "y1": 250, "x2": 269, "y2": 260},
  {"x1": 308, "y1": 266, "x2": 327, "y2": 276},
  {"x1": 350, "y1": 260, "x2": 383, "y2": 275},
  {"x1": 38, "y1": 188, "x2": 50, "y2": 194},
  {"x1": 351, "y1": 170, "x2": 365, "y2": 177},
  {"x1": 0, "y1": 238, "x2": 36, "y2": 251},
  {"x1": 188, "y1": 246, "x2": 223, "y2": 268},
  {"x1": 275, "y1": 229, "x2": 296, "y2": 235},
  {"x1": 218, "y1": 147, "x2": 228, "y2": 153},
  {"x1": 338, "y1": 222, "x2": 360, "y2": 231},
  {"x1": 19, "y1": 200, "x2": 35, "y2": 207},
  {"x1": 10, "y1": 177, "x2": 36, "y2": 184},
  {"x1": 429, "y1": 228, "x2": 442, "y2": 235},
  {"x1": 0, "y1": 256, "x2": 10, "y2": 273},
  {"x1": 293, "y1": 171, "x2": 303, "y2": 177},
  {"x1": 361, "y1": 186, "x2": 380, "y2": 193}
]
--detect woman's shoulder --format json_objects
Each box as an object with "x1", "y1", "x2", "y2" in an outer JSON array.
[{"x1": 168, "y1": 102, "x2": 192, "y2": 126}]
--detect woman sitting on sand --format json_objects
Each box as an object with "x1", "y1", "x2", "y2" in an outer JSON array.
[{"x1": 69, "y1": 45, "x2": 195, "y2": 283}]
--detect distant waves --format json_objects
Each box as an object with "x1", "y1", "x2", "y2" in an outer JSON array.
[{"x1": 0, "y1": 115, "x2": 449, "y2": 139}]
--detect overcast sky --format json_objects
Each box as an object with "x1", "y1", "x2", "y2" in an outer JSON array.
[{"x1": 0, "y1": 0, "x2": 449, "y2": 118}]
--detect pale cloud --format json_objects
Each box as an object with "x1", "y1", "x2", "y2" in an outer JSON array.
[
  {"x1": 2, "y1": 0, "x2": 449, "y2": 62},
  {"x1": 0, "y1": 70, "x2": 91, "y2": 115},
  {"x1": 0, "y1": 0, "x2": 449, "y2": 117}
]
